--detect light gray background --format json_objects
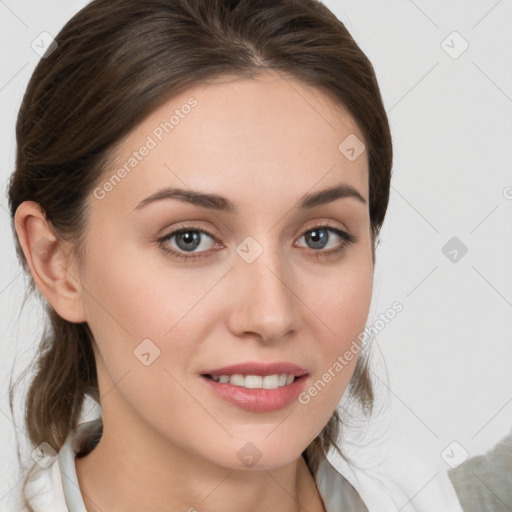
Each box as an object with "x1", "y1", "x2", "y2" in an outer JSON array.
[{"x1": 1, "y1": 0, "x2": 511, "y2": 509}]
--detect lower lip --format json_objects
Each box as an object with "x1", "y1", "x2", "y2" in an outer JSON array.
[{"x1": 200, "y1": 375, "x2": 308, "y2": 412}]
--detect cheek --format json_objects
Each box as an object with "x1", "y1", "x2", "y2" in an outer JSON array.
[
  {"x1": 299, "y1": 252, "x2": 373, "y2": 398},
  {"x1": 269, "y1": 259, "x2": 373, "y2": 458},
  {"x1": 304, "y1": 252, "x2": 374, "y2": 346},
  {"x1": 82, "y1": 225, "x2": 193, "y2": 330},
  {"x1": 80, "y1": 234, "x2": 227, "y2": 377},
  {"x1": 80, "y1": 242, "x2": 221, "y2": 441}
]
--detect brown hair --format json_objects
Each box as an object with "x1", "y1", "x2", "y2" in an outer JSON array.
[{"x1": 7, "y1": 0, "x2": 392, "y2": 501}]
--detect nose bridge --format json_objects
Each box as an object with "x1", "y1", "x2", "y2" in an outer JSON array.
[{"x1": 230, "y1": 234, "x2": 297, "y2": 340}]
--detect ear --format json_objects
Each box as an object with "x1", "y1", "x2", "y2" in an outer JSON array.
[{"x1": 14, "y1": 201, "x2": 87, "y2": 323}]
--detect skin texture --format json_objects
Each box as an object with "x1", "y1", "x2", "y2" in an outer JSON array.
[{"x1": 15, "y1": 70, "x2": 374, "y2": 512}]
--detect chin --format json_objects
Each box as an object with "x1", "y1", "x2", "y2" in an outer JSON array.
[{"x1": 204, "y1": 432, "x2": 312, "y2": 472}]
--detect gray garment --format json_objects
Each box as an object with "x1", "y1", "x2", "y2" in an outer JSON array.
[{"x1": 448, "y1": 430, "x2": 512, "y2": 512}]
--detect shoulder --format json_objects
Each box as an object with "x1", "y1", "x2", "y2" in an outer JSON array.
[
  {"x1": 314, "y1": 453, "x2": 370, "y2": 511},
  {"x1": 23, "y1": 416, "x2": 102, "y2": 512},
  {"x1": 327, "y1": 436, "x2": 465, "y2": 512},
  {"x1": 23, "y1": 456, "x2": 68, "y2": 512},
  {"x1": 448, "y1": 430, "x2": 512, "y2": 512}
]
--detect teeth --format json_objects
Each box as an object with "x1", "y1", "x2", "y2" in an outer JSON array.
[
  {"x1": 244, "y1": 375, "x2": 262, "y2": 388},
  {"x1": 209, "y1": 373, "x2": 296, "y2": 389},
  {"x1": 230, "y1": 374, "x2": 245, "y2": 387},
  {"x1": 262, "y1": 375, "x2": 279, "y2": 389}
]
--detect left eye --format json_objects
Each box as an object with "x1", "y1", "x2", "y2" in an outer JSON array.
[{"x1": 296, "y1": 227, "x2": 346, "y2": 251}]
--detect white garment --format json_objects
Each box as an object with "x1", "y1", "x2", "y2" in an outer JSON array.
[{"x1": 22, "y1": 403, "x2": 464, "y2": 512}]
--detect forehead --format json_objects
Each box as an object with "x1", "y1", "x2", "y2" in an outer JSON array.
[{"x1": 91, "y1": 70, "x2": 369, "y2": 216}]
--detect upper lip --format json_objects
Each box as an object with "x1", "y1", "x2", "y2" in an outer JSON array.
[{"x1": 201, "y1": 361, "x2": 309, "y2": 377}]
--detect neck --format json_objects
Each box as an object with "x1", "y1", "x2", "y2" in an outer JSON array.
[{"x1": 75, "y1": 409, "x2": 326, "y2": 512}]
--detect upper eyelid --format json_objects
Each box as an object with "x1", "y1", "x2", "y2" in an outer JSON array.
[
  {"x1": 160, "y1": 223, "x2": 351, "y2": 244},
  {"x1": 161, "y1": 218, "x2": 350, "y2": 237}
]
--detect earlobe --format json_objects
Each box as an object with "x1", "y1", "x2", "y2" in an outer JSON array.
[{"x1": 13, "y1": 201, "x2": 87, "y2": 323}]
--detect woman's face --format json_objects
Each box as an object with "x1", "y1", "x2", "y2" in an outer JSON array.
[{"x1": 77, "y1": 70, "x2": 374, "y2": 470}]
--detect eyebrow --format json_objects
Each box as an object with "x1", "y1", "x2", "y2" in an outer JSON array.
[{"x1": 133, "y1": 182, "x2": 366, "y2": 213}]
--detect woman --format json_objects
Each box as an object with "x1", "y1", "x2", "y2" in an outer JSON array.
[{"x1": 7, "y1": 0, "x2": 463, "y2": 510}]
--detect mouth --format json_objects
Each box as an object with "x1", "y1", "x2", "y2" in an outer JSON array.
[{"x1": 199, "y1": 361, "x2": 309, "y2": 412}]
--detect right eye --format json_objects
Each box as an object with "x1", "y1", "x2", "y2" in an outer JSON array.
[{"x1": 157, "y1": 227, "x2": 219, "y2": 261}]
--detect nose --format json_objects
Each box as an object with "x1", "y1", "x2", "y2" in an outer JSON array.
[{"x1": 226, "y1": 239, "x2": 299, "y2": 344}]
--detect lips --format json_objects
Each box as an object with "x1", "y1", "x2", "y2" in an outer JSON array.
[{"x1": 201, "y1": 361, "x2": 309, "y2": 378}]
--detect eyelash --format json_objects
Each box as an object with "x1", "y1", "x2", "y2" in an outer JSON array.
[{"x1": 156, "y1": 224, "x2": 357, "y2": 262}]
